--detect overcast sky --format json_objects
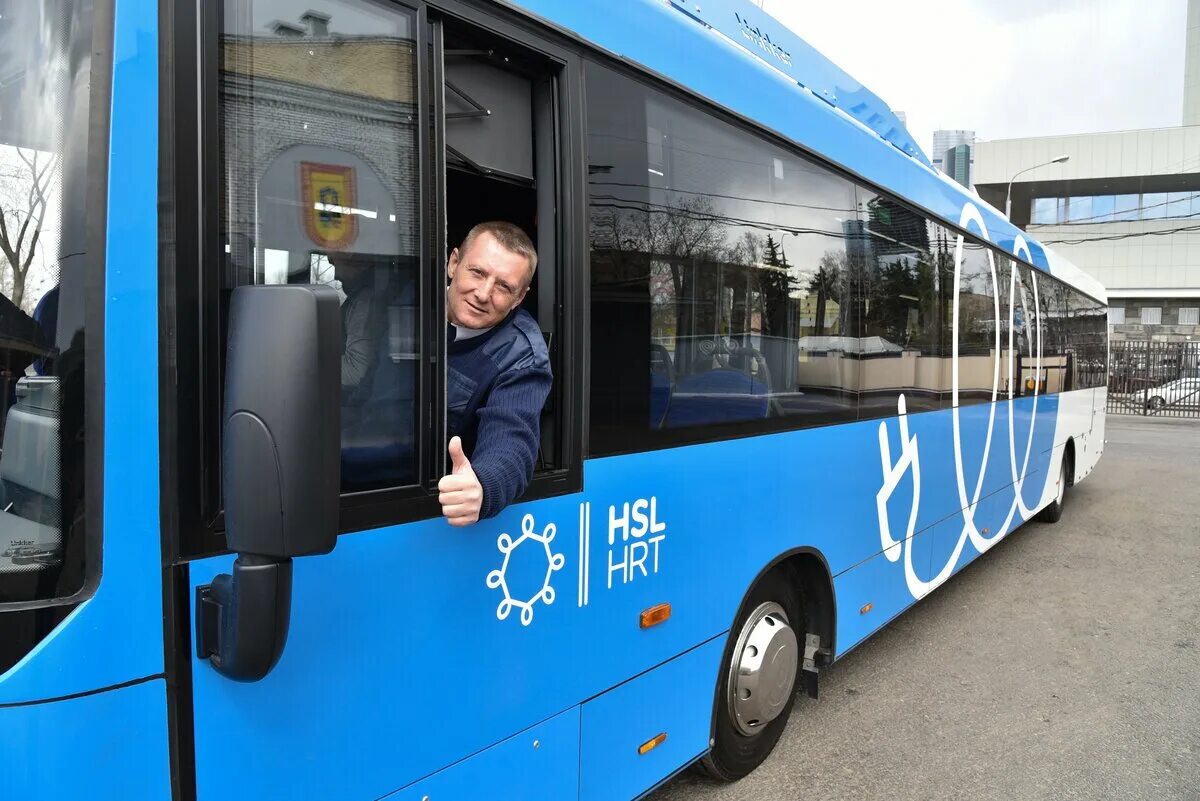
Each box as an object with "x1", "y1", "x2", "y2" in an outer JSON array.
[{"x1": 760, "y1": 0, "x2": 1189, "y2": 158}]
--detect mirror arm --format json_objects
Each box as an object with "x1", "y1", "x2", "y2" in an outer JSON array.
[
  {"x1": 193, "y1": 284, "x2": 341, "y2": 683},
  {"x1": 195, "y1": 555, "x2": 293, "y2": 682}
]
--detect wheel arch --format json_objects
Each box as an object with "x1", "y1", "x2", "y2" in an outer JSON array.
[
  {"x1": 1063, "y1": 436, "x2": 1077, "y2": 487},
  {"x1": 718, "y1": 546, "x2": 837, "y2": 678},
  {"x1": 699, "y1": 545, "x2": 837, "y2": 777}
]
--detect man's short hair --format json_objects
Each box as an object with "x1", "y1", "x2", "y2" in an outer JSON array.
[{"x1": 459, "y1": 221, "x2": 538, "y2": 285}]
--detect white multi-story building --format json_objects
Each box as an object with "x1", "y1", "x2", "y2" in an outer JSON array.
[
  {"x1": 974, "y1": 0, "x2": 1200, "y2": 341},
  {"x1": 975, "y1": 128, "x2": 1200, "y2": 341},
  {"x1": 1186, "y1": 0, "x2": 1200, "y2": 126}
]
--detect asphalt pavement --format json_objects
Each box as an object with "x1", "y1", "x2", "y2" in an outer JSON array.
[{"x1": 651, "y1": 414, "x2": 1200, "y2": 801}]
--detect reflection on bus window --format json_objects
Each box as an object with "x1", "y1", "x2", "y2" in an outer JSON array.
[
  {"x1": 220, "y1": 0, "x2": 420, "y2": 491},
  {"x1": 0, "y1": 0, "x2": 93, "y2": 610},
  {"x1": 586, "y1": 62, "x2": 860, "y2": 453},
  {"x1": 585, "y1": 60, "x2": 1107, "y2": 458},
  {"x1": 854, "y1": 193, "x2": 949, "y2": 417}
]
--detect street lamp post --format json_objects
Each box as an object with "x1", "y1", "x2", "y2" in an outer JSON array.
[{"x1": 1005, "y1": 154, "x2": 1070, "y2": 221}]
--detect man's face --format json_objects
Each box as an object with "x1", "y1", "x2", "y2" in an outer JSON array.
[{"x1": 446, "y1": 231, "x2": 531, "y2": 329}]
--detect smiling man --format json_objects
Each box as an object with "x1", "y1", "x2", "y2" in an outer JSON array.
[{"x1": 438, "y1": 221, "x2": 552, "y2": 527}]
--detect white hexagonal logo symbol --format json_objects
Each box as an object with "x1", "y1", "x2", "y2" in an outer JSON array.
[{"x1": 486, "y1": 513, "x2": 565, "y2": 626}]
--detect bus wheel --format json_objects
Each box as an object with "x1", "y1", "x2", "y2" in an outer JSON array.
[
  {"x1": 1038, "y1": 450, "x2": 1071, "y2": 523},
  {"x1": 700, "y1": 568, "x2": 803, "y2": 782}
]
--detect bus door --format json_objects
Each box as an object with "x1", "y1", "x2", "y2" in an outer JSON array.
[
  {"x1": 1, "y1": 1, "x2": 172, "y2": 798},
  {"x1": 165, "y1": 2, "x2": 608, "y2": 798}
]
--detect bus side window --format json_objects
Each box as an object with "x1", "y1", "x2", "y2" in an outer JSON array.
[
  {"x1": 220, "y1": 0, "x2": 422, "y2": 494},
  {"x1": 442, "y1": 21, "x2": 567, "y2": 478},
  {"x1": 852, "y1": 193, "x2": 948, "y2": 418},
  {"x1": 585, "y1": 60, "x2": 865, "y2": 454}
]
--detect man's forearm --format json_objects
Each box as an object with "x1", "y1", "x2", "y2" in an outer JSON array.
[{"x1": 468, "y1": 366, "x2": 551, "y2": 519}]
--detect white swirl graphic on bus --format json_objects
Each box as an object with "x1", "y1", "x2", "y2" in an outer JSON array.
[
  {"x1": 876, "y1": 202, "x2": 1045, "y2": 599},
  {"x1": 486, "y1": 513, "x2": 565, "y2": 626}
]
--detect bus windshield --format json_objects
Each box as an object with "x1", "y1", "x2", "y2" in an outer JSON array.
[{"x1": 0, "y1": 0, "x2": 96, "y2": 610}]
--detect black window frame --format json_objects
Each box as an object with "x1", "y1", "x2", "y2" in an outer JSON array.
[{"x1": 164, "y1": 0, "x2": 586, "y2": 561}]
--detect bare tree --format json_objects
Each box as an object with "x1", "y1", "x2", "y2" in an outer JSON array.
[{"x1": 0, "y1": 148, "x2": 59, "y2": 311}]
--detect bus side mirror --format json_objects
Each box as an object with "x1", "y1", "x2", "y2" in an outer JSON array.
[{"x1": 196, "y1": 284, "x2": 341, "y2": 681}]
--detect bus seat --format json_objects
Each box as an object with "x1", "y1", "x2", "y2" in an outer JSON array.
[
  {"x1": 666, "y1": 368, "x2": 769, "y2": 427},
  {"x1": 340, "y1": 360, "x2": 417, "y2": 489},
  {"x1": 0, "y1": 378, "x2": 62, "y2": 527},
  {"x1": 341, "y1": 281, "x2": 419, "y2": 489},
  {"x1": 649, "y1": 344, "x2": 673, "y2": 429}
]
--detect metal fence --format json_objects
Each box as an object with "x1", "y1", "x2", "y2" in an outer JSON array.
[{"x1": 1106, "y1": 340, "x2": 1200, "y2": 418}]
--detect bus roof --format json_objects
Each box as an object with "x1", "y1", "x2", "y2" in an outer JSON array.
[
  {"x1": 504, "y1": 0, "x2": 1107, "y2": 302},
  {"x1": 662, "y1": 0, "x2": 929, "y2": 166}
]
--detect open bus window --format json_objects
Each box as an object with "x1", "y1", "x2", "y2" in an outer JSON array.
[
  {"x1": 442, "y1": 20, "x2": 564, "y2": 478},
  {"x1": 220, "y1": 0, "x2": 421, "y2": 493}
]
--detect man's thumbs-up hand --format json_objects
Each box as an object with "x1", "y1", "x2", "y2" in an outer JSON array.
[{"x1": 439, "y1": 436, "x2": 483, "y2": 527}]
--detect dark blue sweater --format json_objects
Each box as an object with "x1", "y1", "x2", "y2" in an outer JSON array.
[{"x1": 448, "y1": 308, "x2": 552, "y2": 519}]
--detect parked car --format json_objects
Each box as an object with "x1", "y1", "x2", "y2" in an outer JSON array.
[{"x1": 1142, "y1": 377, "x2": 1200, "y2": 410}]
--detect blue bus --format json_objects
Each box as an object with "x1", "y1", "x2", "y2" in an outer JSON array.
[{"x1": 1, "y1": 0, "x2": 1108, "y2": 799}]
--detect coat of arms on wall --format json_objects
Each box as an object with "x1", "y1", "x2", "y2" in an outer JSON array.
[{"x1": 301, "y1": 161, "x2": 358, "y2": 250}]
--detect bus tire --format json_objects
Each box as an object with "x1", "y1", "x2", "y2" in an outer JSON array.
[
  {"x1": 1038, "y1": 448, "x2": 1071, "y2": 523},
  {"x1": 699, "y1": 567, "x2": 803, "y2": 782}
]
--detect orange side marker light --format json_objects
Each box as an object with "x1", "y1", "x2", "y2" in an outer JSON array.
[
  {"x1": 640, "y1": 603, "x2": 671, "y2": 629},
  {"x1": 638, "y1": 732, "x2": 667, "y2": 755}
]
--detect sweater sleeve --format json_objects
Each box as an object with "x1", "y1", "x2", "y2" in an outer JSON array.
[
  {"x1": 341, "y1": 288, "x2": 375, "y2": 392},
  {"x1": 469, "y1": 361, "x2": 553, "y2": 520}
]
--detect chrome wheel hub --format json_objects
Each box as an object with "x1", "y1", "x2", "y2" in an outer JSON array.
[{"x1": 727, "y1": 601, "x2": 798, "y2": 737}]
